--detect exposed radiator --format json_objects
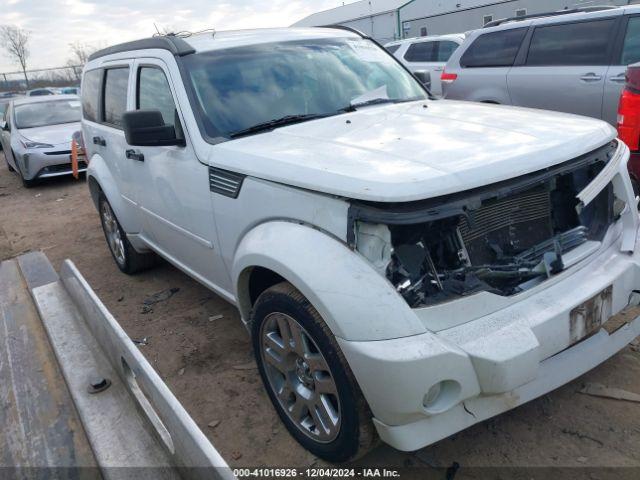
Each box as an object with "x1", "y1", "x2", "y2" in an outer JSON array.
[{"x1": 459, "y1": 187, "x2": 553, "y2": 264}]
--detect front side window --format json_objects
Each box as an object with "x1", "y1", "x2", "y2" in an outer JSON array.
[
  {"x1": 182, "y1": 37, "x2": 427, "y2": 139},
  {"x1": 526, "y1": 19, "x2": 616, "y2": 66},
  {"x1": 14, "y1": 99, "x2": 81, "y2": 129},
  {"x1": 621, "y1": 17, "x2": 640, "y2": 66},
  {"x1": 404, "y1": 41, "x2": 437, "y2": 62},
  {"x1": 82, "y1": 69, "x2": 102, "y2": 122},
  {"x1": 461, "y1": 28, "x2": 527, "y2": 68},
  {"x1": 103, "y1": 67, "x2": 129, "y2": 127},
  {"x1": 137, "y1": 67, "x2": 177, "y2": 127},
  {"x1": 436, "y1": 41, "x2": 459, "y2": 62}
]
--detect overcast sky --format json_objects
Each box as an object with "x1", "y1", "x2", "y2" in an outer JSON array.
[{"x1": 0, "y1": 0, "x2": 345, "y2": 72}]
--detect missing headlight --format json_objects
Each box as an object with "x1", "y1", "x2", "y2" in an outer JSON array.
[{"x1": 351, "y1": 143, "x2": 616, "y2": 308}]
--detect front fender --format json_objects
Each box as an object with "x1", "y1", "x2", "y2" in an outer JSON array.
[
  {"x1": 233, "y1": 221, "x2": 426, "y2": 342},
  {"x1": 87, "y1": 153, "x2": 140, "y2": 234}
]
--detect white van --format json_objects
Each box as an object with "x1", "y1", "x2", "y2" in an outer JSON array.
[{"x1": 385, "y1": 34, "x2": 465, "y2": 96}]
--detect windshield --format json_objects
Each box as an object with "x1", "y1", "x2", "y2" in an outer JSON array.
[
  {"x1": 182, "y1": 37, "x2": 427, "y2": 139},
  {"x1": 14, "y1": 99, "x2": 81, "y2": 129}
]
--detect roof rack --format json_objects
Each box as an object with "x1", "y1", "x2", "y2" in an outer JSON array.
[
  {"x1": 88, "y1": 35, "x2": 195, "y2": 62},
  {"x1": 483, "y1": 5, "x2": 618, "y2": 28}
]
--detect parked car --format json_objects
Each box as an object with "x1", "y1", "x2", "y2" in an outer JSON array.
[
  {"x1": 442, "y1": 6, "x2": 640, "y2": 126},
  {"x1": 61, "y1": 86, "x2": 80, "y2": 95},
  {"x1": 26, "y1": 88, "x2": 56, "y2": 97},
  {"x1": 83, "y1": 28, "x2": 640, "y2": 463},
  {"x1": 385, "y1": 34, "x2": 465, "y2": 96},
  {"x1": 0, "y1": 95, "x2": 85, "y2": 186}
]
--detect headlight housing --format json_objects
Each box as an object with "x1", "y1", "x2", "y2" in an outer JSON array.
[{"x1": 20, "y1": 138, "x2": 54, "y2": 149}]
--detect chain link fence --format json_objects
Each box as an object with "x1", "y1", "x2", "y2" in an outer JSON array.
[{"x1": 0, "y1": 65, "x2": 83, "y2": 93}]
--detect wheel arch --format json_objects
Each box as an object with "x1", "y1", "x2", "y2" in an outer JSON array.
[
  {"x1": 233, "y1": 221, "x2": 426, "y2": 342},
  {"x1": 86, "y1": 154, "x2": 140, "y2": 234}
]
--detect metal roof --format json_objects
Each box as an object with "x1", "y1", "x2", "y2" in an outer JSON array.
[{"x1": 292, "y1": 0, "x2": 409, "y2": 27}]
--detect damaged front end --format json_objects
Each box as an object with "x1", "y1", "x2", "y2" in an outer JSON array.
[{"x1": 350, "y1": 142, "x2": 633, "y2": 308}]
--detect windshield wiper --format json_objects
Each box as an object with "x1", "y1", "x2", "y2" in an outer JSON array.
[
  {"x1": 230, "y1": 113, "x2": 330, "y2": 138},
  {"x1": 342, "y1": 96, "x2": 424, "y2": 112}
]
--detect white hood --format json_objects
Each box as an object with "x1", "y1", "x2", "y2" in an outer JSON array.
[
  {"x1": 19, "y1": 122, "x2": 80, "y2": 147},
  {"x1": 211, "y1": 100, "x2": 617, "y2": 203}
]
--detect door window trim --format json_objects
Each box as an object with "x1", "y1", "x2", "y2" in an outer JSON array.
[
  {"x1": 612, "y1": 14, "x2": 640, "y2": 66},
  {"x1": 100, "y1": 65, "x2": 131, "y2": 130},
  {"x1": 134, "y1": 60, "x2": 188, "y2": 147},
  {"x1": 81, "y1": 67, "x2": 105, "y2": 125},
  {"x1": 522, "y1": 16, "x2": 622, "y2": 67}
]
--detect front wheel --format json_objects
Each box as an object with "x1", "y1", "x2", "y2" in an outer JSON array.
[
  {"x1": 98, "y1": 193, "x2": 158, "y2": 274},
  {"x1": 251, "y1": 282, "x2": 377, "y2": 462}
]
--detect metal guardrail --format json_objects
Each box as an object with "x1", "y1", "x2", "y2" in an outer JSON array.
[{"x1": 7, "y1": 252, "x2": 235, "y2": 479}]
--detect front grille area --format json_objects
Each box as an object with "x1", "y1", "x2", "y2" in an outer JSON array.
[
  {"x1": 40, "y1": 161, "x2": 87, "y2": 175},
  {"x1": 44, "y1": 150, "x2": 72, "y2": 156},
  {"x1": 366, "y1": 143, "x2": 619, "y2": 308},
  {"x1": 459, "y1": 187, "x2": 553, "y2": 265}
]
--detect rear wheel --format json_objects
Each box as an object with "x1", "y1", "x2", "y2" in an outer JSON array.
[
  {"x1": 251, "y1": 282, "x2": 377, "y2": 462},
  {"x1": 98, "y1": 193, "x2": 158, "y2": 274}
]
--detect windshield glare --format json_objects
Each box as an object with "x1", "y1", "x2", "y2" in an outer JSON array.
[
  {"x1": 183, "y1": 37, "x2": 427, "y2": 138},
  {"x1": 15, "y1": 99, "x2": 81, "y2": 129}
]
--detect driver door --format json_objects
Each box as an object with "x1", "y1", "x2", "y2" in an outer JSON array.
[{"x1": 126, "y1": 58, "x2": 229, "y2": 292}]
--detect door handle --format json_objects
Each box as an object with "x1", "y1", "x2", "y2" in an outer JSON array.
[
  {"x1": 92, "y1": 136, "x2": 106, "y2": 146},
  {"x1": 610, "y1": 75, "x2": 626, "y2": 84},
  {"x1": 126, "y1": 149, "x2": 144, "y2": 162},
  {"x1": 580, "y1": 73, "x2": 603, "y2": 82}
]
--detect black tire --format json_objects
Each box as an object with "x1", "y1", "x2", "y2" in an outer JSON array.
[
  {"x1": 98, "y1": 192, "x2": 158, "y2": 274},
  {"x1": 251, "y1": 282, "x2": 377, "y2": 463}
]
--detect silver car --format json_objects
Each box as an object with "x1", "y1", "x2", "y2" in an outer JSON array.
[
  {"x1": 385, "y1": 34, "x2": 465, "y2": 97},
  {"x1": 0, "y1": 95, "x2": 84, "y2": 187},
  {"x1": 442, "y1": 5, "x2": 640, "y2": 126}
]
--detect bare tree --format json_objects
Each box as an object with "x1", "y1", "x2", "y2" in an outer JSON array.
[
  {"x1": 66, "y1": 41, "x2": 98, "y2": 82},
  {"x1": 0, "y1": 25, "x2": 30, "y2": 88}
]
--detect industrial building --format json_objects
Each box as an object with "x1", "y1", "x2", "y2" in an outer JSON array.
[{"x1": 293, "y1": 0, "x2": 636, "y2": 43}]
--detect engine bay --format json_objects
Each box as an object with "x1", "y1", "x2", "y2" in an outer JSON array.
[{"x1": 350, "y1": 143, "x2": 619, "y2": 308}]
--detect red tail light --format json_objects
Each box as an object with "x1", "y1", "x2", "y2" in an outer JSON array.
[
  {"x1": 441, "y1": 70, "x2": 458, "y2": 84},
  {"x1": 618, "y1": 64, "x2": 640, "y2": 152}
]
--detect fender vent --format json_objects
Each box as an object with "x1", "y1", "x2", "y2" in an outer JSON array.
[{"x1": 209, "y1": 167, "x2": 245, "y2": 198}]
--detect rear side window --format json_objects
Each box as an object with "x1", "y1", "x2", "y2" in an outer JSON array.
[
  {"x1": 404, "y1": 41, "x2": 437, "y2": 62},
  {"x1": 621, "y1": 17, "x2": 640, "y2": 65},
  {"x1": 437, "y1": 41, "x2": 459, "y2": 62},
  {"x1": 103, "y1": 67, "x2": 129, "y2": 127},
  {"x1": 526, "y1": 19, "x2": 616, "y2": 66},
  {"x1": 137, "y1": 67, "x2": 176, "y2": 127},
  {"x1": 461, "y1": 28, "x2": 527, "y2": 67},
  {"x1": 82, "y1": 69, "x2": 102, "y2": 122},
  {"x1": 386, "y1": 45, "x2": 400, "y2": 55}
]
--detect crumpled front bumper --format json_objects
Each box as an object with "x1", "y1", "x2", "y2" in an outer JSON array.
[{"x1": 338, "y1": 142, "x2": 640, "y2": 452}]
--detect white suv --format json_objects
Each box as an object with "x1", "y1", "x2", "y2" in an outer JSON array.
[{"x1": 82, "y1": 28, "x2": 640, "y2": 462}]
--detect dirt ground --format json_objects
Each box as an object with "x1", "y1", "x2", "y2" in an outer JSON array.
[{"x1": 1, "y1": 152, "x2": 639, "y2": 478}]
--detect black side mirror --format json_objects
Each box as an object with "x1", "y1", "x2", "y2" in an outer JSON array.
[
  {"x1": 0, "y1": 121, "x2": 8, "y2": 131},
  {"x1": 122, "y1": 110, "x2": 184, "y2": 147},
  {"x1": 413, "y1": 70, "x2": 431, "y2": 89}
]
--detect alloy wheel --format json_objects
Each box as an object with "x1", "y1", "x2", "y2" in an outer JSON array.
[
  {"x1": 260, "y1": 312, "x2": 341, "y2": 443},
  {"x1": 101, "y1": 202, "x2": 126, "y2": 267}
]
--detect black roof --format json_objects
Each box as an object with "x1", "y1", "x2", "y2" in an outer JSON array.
[{"x1": 88, "y1": 35, "x2": 195, "y2": 62}]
